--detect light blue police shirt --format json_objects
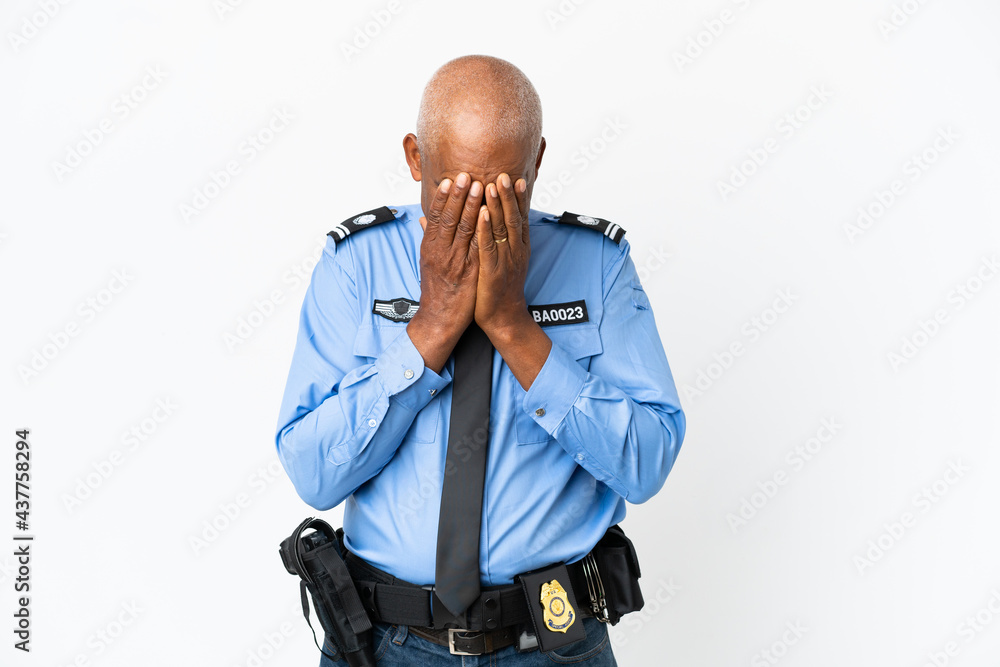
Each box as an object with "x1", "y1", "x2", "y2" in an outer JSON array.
[{"x1": 275, "y1": 203, "x2": 685, "y2": 586}]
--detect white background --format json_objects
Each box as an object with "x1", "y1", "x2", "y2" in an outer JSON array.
[{"x1": 2, "y1": 1, "x2": 999, "y2": 665}]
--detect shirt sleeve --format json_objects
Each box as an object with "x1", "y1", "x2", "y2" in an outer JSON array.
[
  {"x1": 274, "y1": 239, "x2": 452, "y2": 510},
  {"x1": 522, "y1": 238, "x2": 686, "y2": 503}
]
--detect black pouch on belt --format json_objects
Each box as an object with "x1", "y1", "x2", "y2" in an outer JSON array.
[
  {"x1": 592, "y1": 524, "x2": 644, "y2": 625},
  {"x1": 278, "y1": 518, "x2": 376, "y2": 667},
  {"x1": 517, "y1": 563, "x2": 588, "y2": 653}
]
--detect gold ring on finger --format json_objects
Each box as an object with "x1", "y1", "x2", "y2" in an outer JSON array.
[{"x1": 495, "y1": 236, "x2": 508, "y2": 243}]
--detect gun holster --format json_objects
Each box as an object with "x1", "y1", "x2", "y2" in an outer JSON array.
[{"x1": 279, "y1": 518, "x2": 376, "y2": 666}]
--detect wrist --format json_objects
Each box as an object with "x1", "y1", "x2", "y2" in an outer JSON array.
[
  {"x1": 480, "y1": 307, "x2": 535, "y2": 346},
  {"x1": 407, "y1": 312, "x2": 466, "y2": 373},
  {"x1": 409, "y1": 310, "x2": 465, "y2": 345}
]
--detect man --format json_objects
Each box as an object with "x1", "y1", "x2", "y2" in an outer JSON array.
[{"x1": 275, "y1": 55, "x2": 685, "y2": 665}]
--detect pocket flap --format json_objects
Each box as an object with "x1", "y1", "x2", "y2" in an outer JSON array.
[
  {"x1": 548, "y1": 324, "x2": 603, "y2": 361},
  {"x1": 352, "y1": 324, "x2": 407, "y2": 359}
]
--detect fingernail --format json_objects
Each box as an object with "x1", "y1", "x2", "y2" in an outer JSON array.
[
  {"x1": 440, "y1": 179, "x2": 452, "y2": 193},
  {"x1": 456, "y1": 173, "x2": 469, "y2": 188},
  {"x1": 500, "y1": 174, "x2": 511, "y2": 188},
  {"x1": 470, "y1": 181, "x2": 482, "y2": 197},
  {"x1": 482, "y1": 206, "x2": 490, "y2": 222},
  {"x1": 488, "y1": 183, "x2": 497, "y2": 198},
  {"x1": 516, "y1": 179, "x2": 526, "y2": 193}
]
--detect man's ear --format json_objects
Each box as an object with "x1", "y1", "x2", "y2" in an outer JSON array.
[
  {"x1": 403, "y1": 133, "x2": 422, "y2": 182},
  {"x1": 533, "y1": 137, "x2": 546, "y2": 179}
]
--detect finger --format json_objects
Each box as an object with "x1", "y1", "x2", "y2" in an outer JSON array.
[
  {"x1": 485, "y1": 182, "x2": 506, "y2": 241},
  {"x1": 515, "y1": 178, "x2": 530, "y2": 244},
  {"x1": 455, "y1": 180, "x2": 484, "y2": 246},
  {"x1": 469, "y1": 208, "x2": 480, "y2": 253},
  {"x1": 514, "y1": 178, "x2": 529, "y2": 219},
  {"x1": 439, "y1": 172, "x2": 471, "y2": 244},
  {"x1": 496, "y1": 173, "x2": 522, "y2": 246},
  {"x1": 476, "y1": 204, "x2": 497, "y2": 268},
  {"x1": 424, "y1": 179, "x2": 452, "y2": 236}
]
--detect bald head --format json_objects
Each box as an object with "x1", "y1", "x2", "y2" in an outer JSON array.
[
  {"x1": 403, "y1": 56, "x2": 547, "y2": 221},
  {"x1": 415, "y1": 55, "x2": 542, "y2": 161}
]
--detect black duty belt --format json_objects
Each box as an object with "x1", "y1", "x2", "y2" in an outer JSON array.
[
  {"x1": 345, "y1": 550, "x2": 595, "y2": 633},
  {"x1": 408, "y1": 625, "x2": 520, "y2": 655}
]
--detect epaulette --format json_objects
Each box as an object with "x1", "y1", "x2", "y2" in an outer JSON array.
[
  {"x1": 328, "y1": 206, "x2": 399, "y2": 244},
  {"x1": 555, "y1": 212, "x2": 626, "y2": 245}
]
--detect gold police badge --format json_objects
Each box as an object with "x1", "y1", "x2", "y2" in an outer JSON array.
[{"x1": 540, "y1": 579, "x2": 576, "y2": 633}]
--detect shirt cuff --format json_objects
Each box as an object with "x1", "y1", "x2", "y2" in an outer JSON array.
[
  {"x1": 374, "y1": 327, "x2": 452, "y2": 411},
  {"x1": 522, "y1": 338, "x2": 588, "y2": 434}
]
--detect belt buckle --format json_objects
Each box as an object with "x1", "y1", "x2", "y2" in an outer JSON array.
[{"x1": 448, "y1": 628, "x2": 481, "y2": 656}]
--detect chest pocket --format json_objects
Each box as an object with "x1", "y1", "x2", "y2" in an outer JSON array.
[
  {"x1": 514, "y1": 324, "x2": 603, "y2": 445},
  {"x1": 353, "y1": 324, "x2": 441, "y2": 444}
]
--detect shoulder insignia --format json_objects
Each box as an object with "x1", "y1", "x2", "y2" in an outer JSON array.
[
  {"x1": 556, "y1": 212, "x2": 626, "y2": 245},
  {"x1": 328, "y1": 207, "x2": 398, "y2": 244}
]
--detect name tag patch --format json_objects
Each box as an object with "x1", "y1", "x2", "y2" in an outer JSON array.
[
  {"x1": 373, "y1": 297, "x2": 419, "y2": 322},
  {"x1": 528, "y1": 300, "x2": 588, "y2": 326}
]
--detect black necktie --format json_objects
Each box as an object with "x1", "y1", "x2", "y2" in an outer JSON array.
[{"x1": 433, "y1": 322, "x2": 493, "y2": 623}]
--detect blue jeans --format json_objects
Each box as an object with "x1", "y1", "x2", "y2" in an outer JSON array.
[{"x1": 319, "y1": 617, "x2": 617, "y2": 666}]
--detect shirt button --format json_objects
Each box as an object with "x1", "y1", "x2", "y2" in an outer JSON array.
[
  {"x1": 576, "y1": 453, "x2": 585, "y2": 462},
  {"x1": 403, "y1": 369, "x2": 414, "y2": 379},
  {"x1": 429, "y1": 389, "x2": 436, "y2": 396},
  {"x1": 368, "y1": 419, "x2": 377, "y2": 428},
  {"x1": 535, "y1": 408, "x2": 546, "y2": 417}
]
